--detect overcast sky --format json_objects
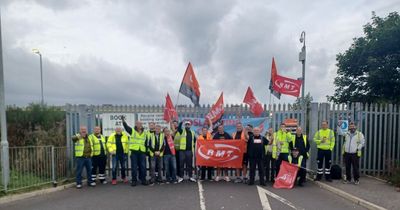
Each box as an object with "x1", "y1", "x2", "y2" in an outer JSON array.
[{"x1": 1, "y1": 0, "x2": 399, "y2": 106}]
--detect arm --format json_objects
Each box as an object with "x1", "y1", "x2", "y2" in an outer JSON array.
[
  {"x1": 208, "y1": 118, "x2": 213, "y2": 133},
  {"x1": 177, "y1": 122, "x2": 183, "y2": 134},
  {"x1": 306, "y1": 137, "x2": 310, "y2": 152},
  {"x1": 330, "y1": 130, "x2": 336, "y2": 151},
  {"x1": 358, "y1": 132, "x2": 365, "y2": 150},
  {"x1": 313, "y1": 131, "x2": 321, "y2": 145},
  {"x1": 122, "y1": 121, "x2": 133, "y2": 135}
]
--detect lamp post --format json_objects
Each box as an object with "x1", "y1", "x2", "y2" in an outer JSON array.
[
  {"x1": 32, "y1": 49, "x2": 44, "y2": 106},
  {"x1": 0, "y1": 10, "x2": 10, "y2": 192},
  {"x1": 299, "y1": 31, "x2": 306, "y2": 129}
]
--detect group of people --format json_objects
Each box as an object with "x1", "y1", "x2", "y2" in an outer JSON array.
[{"x1": 72, "y1": 118, "x2": 365, "y2": 189}]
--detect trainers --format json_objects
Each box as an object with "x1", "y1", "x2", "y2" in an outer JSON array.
[
  {"x1": 343, "y1": 180, "x2": 349, "y2": 184},
  {"x1": 354, "y1": 180, "x2": 360, "y2": 185},
  {"x1": 189, "y1": 177, "x2": 197, "y2": 182},
  {"x1": 102, "y1": 180, "x2": 108, "y2": 184},
  {"x1": 131, "y1": 181, "x2": 137, "y2": 187},
  {"x1": 234, "y1": 177, "x2": 243, "y2": 183},
  {"x1": 224, "y1": 176, "x2": 231, "y2": 182},
  {"x1": 76, "y1": 184, "x2": 82, "y2": 189},
  {"x1": 123, "y1": 178, "x2": 129, "y2": 183},
  {"x1": 178, "y1": 177, "x2": 184, "y2": 183},
  {"x1": 111, "y1": 179, "x2": 117, "y2": 185},
  {"x1": 89, "y1": 182, "x2": 96, "y2": 187},
  {"x1": 215, "y1": 176, "x2": 221, "y2": 182}
]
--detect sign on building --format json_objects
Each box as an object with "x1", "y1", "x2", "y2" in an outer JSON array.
[
  {"x1": 102, "y1": 113, "x2": 135, "y2": 136},
  {"x1": 138, "y1": 113, "x2": 169, "y2": 130},
  {"x1": 337, "y1": 119, "x2": 349, "y2": 136}
]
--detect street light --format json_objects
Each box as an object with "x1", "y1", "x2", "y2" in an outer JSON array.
[
  {"x1": 32, "y1": 48, "x2": 44, "y2": 105},
  {"x1": 299, "y1": 31, "x2": 306, "y2": 129}
]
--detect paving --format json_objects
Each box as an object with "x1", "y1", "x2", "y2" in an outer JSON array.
[{"x1": 1, "y1": 179, "x2": 368, "y2": 210}]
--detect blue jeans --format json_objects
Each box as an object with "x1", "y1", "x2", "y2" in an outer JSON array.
[
  {"x1": 163, "y1": 155, "x2": 177, "y2": 182},
  {"x1": 130, "y1": 151, "x2": 146, "y2": 183},
  {"x1": 76, "y1": 157, "x2": 93, "y2": 185},
  {"x1": 112, "y1": 154, "x2": 127, "y2": 180}
]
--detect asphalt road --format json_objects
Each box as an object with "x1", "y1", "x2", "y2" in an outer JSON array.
[{"x1": 1, "y1": 180, "x2": 366, "y2": 210}]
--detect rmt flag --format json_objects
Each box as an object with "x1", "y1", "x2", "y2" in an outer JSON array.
[
  {"x1": 243, "y1": 86, "x2": 264, "y2": 117},
  {"x1": 273, "y1": 161, "x2": 299, "y2": 189},
  {"x1": 269, "y1": 58, "x2": 281, "y2": 99},
  {"x1": 163, "y1": 93, "x2": 178, "y2": 122},
  {"x1": 179, "y1": 62, "x2": 200, "y2": 106},
  {"x1": 270, "y1": 58, "x2": 302, "y2": 98},
  {"x1": 205, "y1": 92, "x2": 224, "y2": 124}
]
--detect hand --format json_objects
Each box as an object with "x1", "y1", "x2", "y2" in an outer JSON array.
[
  {"x1": 76, "y1": 133, "x2": 81, "y2": 139},
  {"x1": 322, "y1": 137, "x2": 326, "y2": 143},
  {"x1": 155, "y1": 151, "x2": 160, "y2": 156},
  {"x1": 121, "y1": 116, "x2": 125, "y2": 122}
]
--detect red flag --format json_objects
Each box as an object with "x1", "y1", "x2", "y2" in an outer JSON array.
[
  {"x1": 196, "y1": 139, "x2": 245, "y2": 168},
  {"x1": 243, "y1": 86, "x2": 264, "y2": 117},
  {"x1": 205, "y1": 92, "x2": 224, "y2": 124},
  {"x1": 163, "y1": 93, "x2": 178, "y2": 122},
  {"x1": 269, "y1": 57, "x2": 281, "y2": 99},
  {"x1": 273, "y1": 161, "x2": 299, "y2": 189},
  {"x1": 179, "y1": 62, "x2": 200, "y2": 106},
  {"x1": 272, "y1": 74, "x2": 302, "y2": 97}
]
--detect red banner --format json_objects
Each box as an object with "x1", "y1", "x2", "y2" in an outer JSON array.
[
  {"x1": 179, "y1": 62, "x2": 201, "y2": 106},
  {"x1": 196, "y1": 139, "x2": 245, "y2": 168},
  {"x1": 205, "y1": 92, "x2": 224, "y2": 124},
  {"x1": 272, "y1": 74, "x2": 302, "y2": 97},
  {"x1": 243, "y1": 86, "x2": 264, "y2": 117},
  {"x1": 163, "y1": 93, "x2": 178, "y2": 122},
  {"x1": 273, "y1": 161, "x2": 299, "y2": 189}
]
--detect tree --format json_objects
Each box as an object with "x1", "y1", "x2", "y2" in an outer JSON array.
[
  {"x1": 292, "y1": 92, "x2": 313, "y2": 110},
  {"x1": 329, "y1": 12, "x2": 400, "y2": 104}
]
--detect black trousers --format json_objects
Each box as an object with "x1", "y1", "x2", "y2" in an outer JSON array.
[
  {"x1": 297, "y1": 168, "x2": 306, "y2": 184},
  {"x1": 249, "y1": 157, "x2": 265, "y2": 184},
  {"x1": 264, "y1": 153, "x2": 275, "y2": 182},
  {"x1": 276, "y1": 153, "x2": 289, "y2": 175},
  {"x1": 178, "y1": 150, "x2": 193, "y2": 178},
  {"x1": 317, "y1": 149, "x2": 332, "y2": 179},
  {"x1": 176, "y1": 151, "x2": 181, "y2": 177},
  {"x1": 200, "y1": 167, "x2": 213, "y2": 180},
  {"x1": 91, "y1": 155, "x2": 107, "y2": 182},
  {"x1": 344, "y1": 153, "x2": 360, "y2": 181}
]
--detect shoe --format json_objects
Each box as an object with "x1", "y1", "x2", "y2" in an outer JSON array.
[
  {"x1": 298, "y1": 182, "x2": 304, "y2": 187},
  {"x1": 142, "y1": 181, "x2": 148, "y2": 186},
  {"x1": 178, "y1": 177, "x2": 184, "y2": 183},
  {"x1": 123, "y1": 178, "x2": 129, "y2": 184},
  {"x1": 342, "y1": 180, "x2": 349, "y2": 184},
  {"x1": 76, "y1": 184, "x2": 82, "y2": 189},
  {"x1": 149, "y1": 181, "x2": 155, "y2": 186},
  {"x1": 259, "y1": 182, "x2": 266, "y2": 186},
  {"x1": 215, "y1": 176, "x2": 221, "y2": 182},
  {"x1": 243, "y1": 177, "x2": 249, "y2": 184},
  {"x1": 354, "y1": 180, "x2": 360, "y2": 185},
  {"x1": 89, "y1": 182, "x2": 96, "y2": 187},
  {"x1": 234, "y1": 177, "x2": 243, "y2": 183},
  {"x1": 189, "y1": 177, "x2": 197, "y2": 182},
  {"x1": 131, "y1": 181, "x2": 137, "y2": 187},
  {"x1": 224, "y1": 176, "x2": 231, "y2": 182},
  {"x1": 248, "y1": 181, "x2": 254, "y2": 186},
  {"x1": 314, "y1": 177, "x2": 322, "y2": 181},
  {"x1": 102, "y1": 180, "x2": 108, "y2": 184},
  {"x1": 111, "y1": 179, "x2": 117, "y2": 185},
  {"x1": 172, "y1": 180, "x2": 178, "y2": 184}
]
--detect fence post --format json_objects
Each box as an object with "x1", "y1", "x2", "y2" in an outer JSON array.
[
  {"x1": 51, "y1": 146, "x2": 57, "y2": 187},
  {"x1": 308, "y1": 102, "x2": 319, "y2": 175}
]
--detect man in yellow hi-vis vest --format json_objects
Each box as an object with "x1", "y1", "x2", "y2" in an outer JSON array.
[
  {"x1": 89, "y1": 126, "x2": 107, "y2": 184},
  {"x1": 313, "y1": 120, "x2": 335, "y2": 182},
  {"x1": 274, "y1": 123, "x2": 293, "y2": 175},
  {"x1": 72, "y1": 126, "x2": 96, "y2": 189},
  {"x1": 289, "y1": 126, "x2": 310, "y2": 186},
  {"x1": 264, "y1": 127, "x2": 276, "y2": 183},
  {"x1": 147, "y1": 125, "x2": 165, "y2": 185},
  {"x1": 343, "y1": 122, "x2": 365, "y2": 185}
]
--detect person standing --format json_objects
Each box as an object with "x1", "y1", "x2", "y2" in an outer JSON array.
[
  {"x1": 289, "y1": 126, "x2": 310, "y2": 184},
  {"x1": 106, "y1": 127, "x2": 129, "y2": 185},
  {"x1": 247, "y1": 127, "x2": 268, "y2": 186},
  {"x1": 72, "y1": 126, "x2": 96, "y2": 189},
  {"x1": 213, "y1": 124, "x2": 233, "y2": 182},
  {"x1": 163, "y1": 127, "x2": 177, "y2": 184},
  {"x1": 148, "y1": 125, "x2": 165, "y2": 185},
  {"x1": 313, "y1": 120, "x2": 335, "y2": 182},
  {"x1": 232, "y1": 122, "x2": 248, "y2": 183},
  {"x1": 89, "y1": 126, "x2": 108, "y2": 184},
  {"x1": 264, "y1": 127, "x2": 276, "y2": 183},
  {"x1": 288, "y1": 148, "x2": 306, "y2": 187},
  {"x1": 342, "y1": 122, "x2": 365, "y2": 185},
  {"x1": 171, "y1": 120, "x2": 182, "y2": 178},
  {"x1": 198, "y1": 121, "x2": 213, "y2": 181},
  {"x1": 122, "y1": 118, "x2": 148, "y2": 186},
  {"x1": 274, "y1": 123, "x2": 293, "y2": 174},
  {"x1": 176, "y1": 121, "x2": 197, "y2": 183}
]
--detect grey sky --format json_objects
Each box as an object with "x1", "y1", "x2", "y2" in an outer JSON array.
[{"x1": 1, "y1": 0, "x2": 399, "y2": 106}]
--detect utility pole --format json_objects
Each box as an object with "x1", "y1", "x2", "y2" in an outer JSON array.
[
  {"x1": 299, "y1": 31, "x2": 306, "y2": 130},
  {"x1": 0, "y1": 9, "x2": 10, "y2": 192}
]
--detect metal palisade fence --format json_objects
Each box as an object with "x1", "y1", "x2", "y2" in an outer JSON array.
[{"x1": 65, "y1": 102, "x2": 399, "y2": 177}]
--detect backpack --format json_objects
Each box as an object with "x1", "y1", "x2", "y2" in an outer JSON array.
[{"x1": 331, "y1": 164, "x2": 342, "y2": 179}]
